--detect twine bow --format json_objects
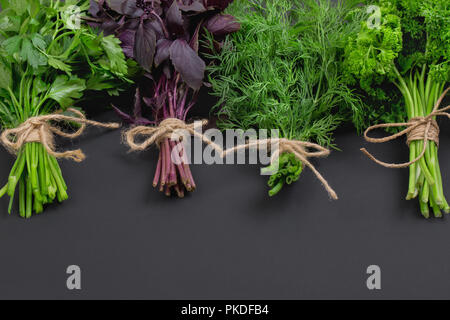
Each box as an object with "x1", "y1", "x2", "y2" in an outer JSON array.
[
  {"x1": 124, "y1": 118, "x2": 223, "y2": 153},
  {"x1": 125, "y1": 120, "x2": 337, "y2": 199},
  {"x1": 361, "y1": 88, "x2": 450, "y2": 168},
  {"x1": 0, "y1": 108, "x2": 120, "y2": 162},
  {"x1": 223, "y1": 138, "x2": 338, "y2": 200}
]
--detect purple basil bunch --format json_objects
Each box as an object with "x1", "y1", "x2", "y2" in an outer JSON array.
[{"x1": 89, "y1": 0, "x2": 239, "y2": 90}]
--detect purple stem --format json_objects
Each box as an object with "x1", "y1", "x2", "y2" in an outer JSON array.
[
  {"x1": 174, "y1": 184, "x2": 184, "y2": 198},
  {"x1": 170, "y1": 140, "x2": 188, "y2": 186},
  {"x1": 164, "y1": 185, "x2": 171, "y2": 197},
  {"x1": 173, "y1": 74, "x2": 180, "y2": 114},
  {"x1": 153, "y1": 150, "x2": 162, "y2": 187},
  {"x1": 150, "y1": 11, "x2": 169, "y2": 38},
  {"x1": 160, "y1": 142, "x2": 167, "y2": 187},
  {"x1": 168, "y1": 91, "x2": 175, "y2": 118},
  {"x1": 178, "y1": 87, "x2": 188, "y2": 119},
  {"x1": 163, "y1": 139, "x2": 172, "y2": 185},
  {"x1": 184, "y1": 163, "x2": 195, "y2": 190}
]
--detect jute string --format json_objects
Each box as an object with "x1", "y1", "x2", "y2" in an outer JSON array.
[
  {"x1": 124, "y1": 118, "x2": 223, "y2": 153},
  {"x1": 361, "y1": 87, "x2": 450, "y2": 168},
  {"x1": 223, "y1": 138, "x2": 338, "y2": 200},
  {"x1": 0, "y1": 108, "x2": 120, "y2": 162}
]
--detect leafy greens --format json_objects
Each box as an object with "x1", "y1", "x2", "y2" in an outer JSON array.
[
  {"x1": 0, "y1": 0, "x2": 129, "y2": 217},
  {"x1": 342, "y1": 0, "x2": 449, "y2": 217}
]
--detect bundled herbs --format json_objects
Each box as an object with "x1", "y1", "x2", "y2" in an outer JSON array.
[
  {"x1": 207, "y1": 0, "x2": 364, "y2": 196},
  {"x1": 0, "y1": 0, "x2": 129, "y2": 217},
  {"x1": 88, "y1": 0, "x2": 239, "y2": 197},
  {"x1": 342, "y1": 0, "x2": 449, "y2": 217}
]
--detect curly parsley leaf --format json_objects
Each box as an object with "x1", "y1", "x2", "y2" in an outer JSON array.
[{"x1": 48, "y1": 75, "x2": 86, "y2": 109}]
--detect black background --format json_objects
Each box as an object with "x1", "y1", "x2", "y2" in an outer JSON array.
[{"x1": 0, "y1": 90, "x2": 449, "y2": 300}]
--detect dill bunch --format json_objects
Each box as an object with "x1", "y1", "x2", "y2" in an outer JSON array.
[{"x1": 206, "y1": 0, "x2": 365, "y2": 196}]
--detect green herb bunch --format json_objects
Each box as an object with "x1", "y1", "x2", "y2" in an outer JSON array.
[
  {"x1": 207, "y1": 0, "x2": 364, "y2": 196},
  {"x1": 342, "y1": 0, "x2": 449, "y2": 127},
  {"x1": 342, "y1": 0, "x2": 449, "y2": 217},
  {"x1": 0, "y1": 0, "x2": 129, "y2": 217}
]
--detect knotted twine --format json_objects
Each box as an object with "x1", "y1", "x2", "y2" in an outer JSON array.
[
  {"x1": 124, "y1": 118, "x2": 223, "y2": 153},
  {"x1": 125, "y1": 119, "x2": 337, "y2": 199},
  {"x1": 0, "y1": 108, "x2": 120, "y2": 162},
  {"x1": 223, "y1": 138, "x2": 338, "y2": 200},
  {"x1": 361, "y1": 87, "x2": 450, "y2": 168}
]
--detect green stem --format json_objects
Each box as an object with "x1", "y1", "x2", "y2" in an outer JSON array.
[
  {"x1": 407, "y1": 137, "x2": 418, "y2": 199},
  {"x1": 419, "y1": 200, "x2": 430, "y2": 218},
  {"x1": 47, "y1": 154, "x2": 68, "y2": 201},
  {"x1": 429, "y1": 194, "x2": 442, "y2": 218},
  {"x1": 38, "y1": 145, "x2": 47, "y2": 197},
  {"x1": 0, "y1": 184, "x2": 7, "y2": 198},
  {"x1": 26, "y1": 174, "x2": 32, "y2": 218},
  {"x1": 269, "y1": 179, "x2": 284, "y2": 197},
  {"x1": 8, "y1": 150, "x2": 26, "y2": 197},
  {"x1": 421, "y1": 180, "x2": 429, "y2": 204},
  {"x1": 49, "y1": 155, "x2": 67, "y2": 190}
]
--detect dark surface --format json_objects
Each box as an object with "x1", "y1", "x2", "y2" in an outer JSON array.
[{"x1": 0, "y1": 93, "x2": 449, "y2": 300}]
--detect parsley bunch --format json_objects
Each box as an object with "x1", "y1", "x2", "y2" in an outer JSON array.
[
  {"x1": 342, "y1": 0, "x2": 449, "y2": 217},
  {"x1": 0, "y1": 0, "x2": 129, "y2": 217},
  {"x1": 207, "y1": 0, "x2": 364, "y2": 196}
]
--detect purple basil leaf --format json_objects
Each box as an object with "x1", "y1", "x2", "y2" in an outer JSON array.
[
  {"x1": 163, "y1": 64, "x2": 172, "y2": 79},
  {"x1": 143, "y1": 72, "x2": 154, "y2": 81},
  {"x1": 169, "y1": 39, "x2": 205, "y2": 90},
  {"x1": 190, "y1": 22, "x2": 202, "y2": 53},
  {"x1": 112, "y1": 105, "x2": 136, "y2": 124},
  {"x1": 123, "y1": 19, "x2": 140, "y2": 31},
  {"x1": 101, "y1": 19, "x2": 121, "y2": 35},
  {"x1": 118, "y1": 29, "x2": 136, "y2": 58},
  {"x1": 206, "y1": 0, "x2": 233, "y2": 10},
  {"x1": 143, "y1": 96, "x2": 154, "y2": 107},
  {"x1": 179, "y1": 0, "x2": 206, "y2": 12},
  {"x1": 166, "y1": 0, "x2": 185, "y2": 35},
  {"x1": 154, "y1": 39, "x2": 173, "y2": 67},
  {"x1": 153, "y1": 2, "x2": 163, "y2": 16},
  {"x1": 134, "y1": 118, "x2": 154, "y2": 126},
  {"x1": 89, "y1": 0, "x2": 102, "y2": 16},
  {"x1": 87, "y1": 21, "x2": 101, "y2": 29},
  {"x1": 106, "y1": 0, "x2": 144, "y2": 18},
  {"x1": 205, "y1": 14, "x2": 240, "y2": 36},
  {"x1": 134, "y1": 21, "x2": 157, "y2": 72},
  {"x1": 133, "y1": 88, "x2": 142, "y2": 119},
  {"x1": 147, "y1": 19, "x2": 165, "y2": 40}
]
